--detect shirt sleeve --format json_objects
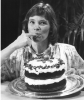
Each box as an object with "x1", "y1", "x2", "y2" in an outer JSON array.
[
  {"x1": 1, "y1": 49, "x2": 23, "y2": 83},
  {"x1": 65, "y1": 45, "x2": 84, "y2": 78},
  {"x1": 72, "y1": 46, "x2": 84, "y2": 78}
]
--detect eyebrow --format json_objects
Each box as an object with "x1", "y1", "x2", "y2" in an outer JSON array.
[
  {"x1": 39, "y1": 20, "x2": 48, "y2": 22},
  {"x1": 29, "y1": 19, "x2": 34, "y2": 21},
  {"x1": 29, "y1": 18, "x2": 48, "y2": 22}
]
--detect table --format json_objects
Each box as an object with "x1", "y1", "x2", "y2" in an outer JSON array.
[{"x1": 1, "y1": 82, "x2": 84, "y2": 100}]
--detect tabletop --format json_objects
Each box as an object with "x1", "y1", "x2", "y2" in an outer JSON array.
[{"x1": 1, "y1": 82, "x2": 84, "y2": 100}]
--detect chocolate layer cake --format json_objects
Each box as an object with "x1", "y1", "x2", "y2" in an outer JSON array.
[{"x1": 24, "y1": 58, "x2": 67, "y2": 92}]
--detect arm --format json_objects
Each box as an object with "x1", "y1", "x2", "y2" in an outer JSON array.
[
  {"x1": 1, "y1": 30, "x2": 31, "y2": 65},
  {"x1": 66, "y1": 45, "x2": 84, "y2": 77},
  {"x1": 72, "y1": 47, "x2": 84, "y2": 78},
  {"x1": 1, "y1": 31, "x2": 32, "y2": 82},
  {"x1": 1, "y1": 57, "x2": 17, "y2": 82},
  {"x1": 63, "y1": 44, "x2": 84, "y2": 77},
  {"x1": 1, "y1": 48, "x2": 23, "y2": 83},
  {"x1": 1, "y1": 43, "x2": 16, "y2": 65}
]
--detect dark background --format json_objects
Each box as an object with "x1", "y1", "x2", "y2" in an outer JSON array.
[
  {"x1": 1, "y1": 0, "x2": 84, "y2": 58},
  {"x1": 1, "y1": 0, "x2": 20, "y2": 49}
]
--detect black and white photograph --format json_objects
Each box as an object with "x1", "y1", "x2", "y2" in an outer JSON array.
[{"x1": 1, "y1": 0, "x2": 84, "y2": 99}]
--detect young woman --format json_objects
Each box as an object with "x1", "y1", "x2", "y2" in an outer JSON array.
[{"x1": 1, "y1": 2, "x2": 84, "y2": 82}]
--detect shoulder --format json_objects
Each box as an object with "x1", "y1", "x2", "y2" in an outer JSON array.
[
  {"x1": 53, "y1": 43, "x2": 77, "y2": 59},
  {"x1": 54, "y1": 43, "x2": 75, "y2": 51},
  {"x1": 55, "y1": 42, "x2": 74, "y2": 48}
]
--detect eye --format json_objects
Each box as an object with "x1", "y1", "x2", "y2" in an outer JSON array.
[
  {"x1": 40, "y1": 21, "x2": 47, "y2": 25},
  {"x1": 29, "y1": 21, "x2": 35, "y2": 24}
]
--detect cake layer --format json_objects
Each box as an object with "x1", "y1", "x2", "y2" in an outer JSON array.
[
  {"x1": 25, "y1": 74, "x2": 66, "y2": 85},
  {"x1": 26, "y1": 79, "x2": 66, "y2": 92},
  {"x1": 25, "y1": 69, "x2": 65, "y2": 79}
]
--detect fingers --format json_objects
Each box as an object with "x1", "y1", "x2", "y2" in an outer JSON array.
[
  {"x1": 22, "y1": 30, "x2": 26, "y2": 36},
  {"x1": 21, "y1": 30, "x2": 32, "y2": 41},
  {"x1": 21, "y1": 30, "x2": 36, "y2": 40},
  {"x1": 22, "y1": 30, "x2": 25, "y2": 34},
  {"x1": 22, "y1": 30, "x2": 32, "y2": 36},
  {"x1": 22, "y1": 30, "x2": 29, "y2": 38}
]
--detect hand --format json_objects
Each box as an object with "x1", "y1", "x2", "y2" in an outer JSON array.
[{"x1": 12, "y1": 30, "x2": 32, "y2": 49}]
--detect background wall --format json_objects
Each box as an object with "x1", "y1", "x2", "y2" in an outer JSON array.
[{"x1": 1, "y1": 0, "x2": 20, "y2": 49}]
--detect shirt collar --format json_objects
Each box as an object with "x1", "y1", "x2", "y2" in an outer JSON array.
[{"x1": 28, "y1": 43, "x2": 53, "y2": 55}]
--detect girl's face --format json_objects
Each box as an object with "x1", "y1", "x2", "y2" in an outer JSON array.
[{"x1": 28, "y1": 15, "x2": 50, "y2": 42}]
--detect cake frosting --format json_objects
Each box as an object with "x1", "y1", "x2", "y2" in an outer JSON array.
[{"x1": 25, "y1": 58, "x2": 65, "y2": 74}]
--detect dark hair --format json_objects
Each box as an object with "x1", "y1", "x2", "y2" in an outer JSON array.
[{"x1": 22, "y1": 2, "x2": 58, "y2": 45}]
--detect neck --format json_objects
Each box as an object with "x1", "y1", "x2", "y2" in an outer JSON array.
[{"x1": 31, "y1": 39, "x2": 49, "y2": 54}]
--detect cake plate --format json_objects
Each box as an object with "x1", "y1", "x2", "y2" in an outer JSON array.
[{"x1": 8, "y1": 75, "x2": 84, "y2": 99}]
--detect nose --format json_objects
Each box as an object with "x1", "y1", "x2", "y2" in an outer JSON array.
[{"x1": 34, "y1": 23, "x2": 40, "y2": 31}]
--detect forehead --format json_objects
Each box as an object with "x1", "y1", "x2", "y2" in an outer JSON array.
[{"x1": 29, "y1": 15, "x2": 49, "y2": 21}]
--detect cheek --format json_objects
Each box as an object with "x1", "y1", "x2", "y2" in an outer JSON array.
[
  {"x1": 42, "y1": 25, "x2": 50, "y2": 32},
  {"x1": 42, "y1": 28, "x2": 49, "y2": 33},
  {"x1": 42, "y1": 27, "x2": 50, "y2": 36},
  {"x1": 28, "y1": 25, "x2": 33, "y2": 32}
]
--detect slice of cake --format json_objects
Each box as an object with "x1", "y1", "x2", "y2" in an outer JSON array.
[{"x1": 24, "y1": 56, "x2": 67, "y2": 92}]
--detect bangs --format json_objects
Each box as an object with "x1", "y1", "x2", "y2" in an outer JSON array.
[{"x1": 27, "y1": 7, "x2": 50, "y2": 21}]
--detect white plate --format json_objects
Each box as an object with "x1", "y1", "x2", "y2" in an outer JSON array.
[{"x1": 8, "y1": 75, "x2": 84, "y2": 98}]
